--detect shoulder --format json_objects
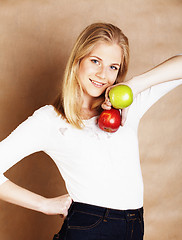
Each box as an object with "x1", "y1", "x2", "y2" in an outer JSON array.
[
  {"x1": 31, "y1": 105, "x2": 66, "y2": 127},
  {"x1": 32, "y1": 105, "x2": 59, "y2": 119}
]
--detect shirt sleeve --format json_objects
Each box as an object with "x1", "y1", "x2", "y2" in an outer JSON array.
[
  {"x1": 0, "y1": 105, "x2": 51, "y2": 185},
  {"x1": 126, "y1": 79, "x2": 182, "y2": 129},
  {"x1": 135, "y1": 79, "x2": 182, "y2": 120}
]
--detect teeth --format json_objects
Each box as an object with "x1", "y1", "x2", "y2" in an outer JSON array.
[{"x1": 90, "y1": 79, "x2": 104, "y2": 86}]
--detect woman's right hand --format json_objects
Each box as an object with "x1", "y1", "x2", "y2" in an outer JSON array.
[
  {"x1": 41, "y1": 194, "x2": 72, "y2": 217},
  {"x1": 101, "y1": 81, "x2": 135, "y2": 126}
]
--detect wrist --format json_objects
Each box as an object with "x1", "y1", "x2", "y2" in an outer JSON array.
[
  {"x1": 127, "y1": 75, "x2": 150, "y2": 96},
  {"x1": 37, "y1": 196, "x2": 49, "y2": 214},
  {"x1": 121, "y1": 77, "x2": 140, "y2": 97}
]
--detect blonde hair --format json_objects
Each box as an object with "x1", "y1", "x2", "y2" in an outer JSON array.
[{"x1": 53, "y1": 22, "x2": 129, "y2": 129}]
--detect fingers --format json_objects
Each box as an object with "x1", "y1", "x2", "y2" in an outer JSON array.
[
  {"x1": 101, "y1": 99, "x2": 112, "y2": 110},
  {"x1": 62, "y1": 207, "x2": 68, "y2": 217},
  {"x1": 66, "y1": 196, "x2": 72, "y2": 209},
  {"x1": 101, "y1": 86, "x2": 112, "y2": 110},
  {"x1": 56, "y1": 194, "x2": 72, "y2": 217},
  {"x1": 105, "y1": 86, "x2": 111, "y2": 101},
  {"x1": 102, "y1": 85, "x2": 131, "y2": 125},
  {"x1": 42, "y1": 194, "x2": 73, "y2": 216},
  {"x1": 121, "y1": 107, "x2": 129, "y2": 126},
  {"x1": 63, "y1": 195, "x2": 72, "y2": 217},
  {"x1": 101, "y1": 100, "x2": 130, "y2": 126},
  {"x1": 63, "y1": 194, "x2": 72, "y2": 204},
  {"x1": 59, "y1": 207, "x2": 68, "y2": 218}
]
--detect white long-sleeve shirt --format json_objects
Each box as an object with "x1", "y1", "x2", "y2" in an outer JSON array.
[{"x1": 0, "y1": 79, "x2": 181, "y2": 210}]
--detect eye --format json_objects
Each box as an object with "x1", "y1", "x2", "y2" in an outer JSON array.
[
  {"x1": 110, "y1": 65, "x2": 118, "y2": 70},
  {"x1": 91, "y1": 59, "x2": 99, "y2": 65}
]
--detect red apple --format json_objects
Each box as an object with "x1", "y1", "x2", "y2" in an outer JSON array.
[{"x1": 98, "y1": 108, "x2": 121, "y2": 133}]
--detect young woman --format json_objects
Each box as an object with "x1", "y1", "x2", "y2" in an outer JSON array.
[{"x1": 0, "y1": 23, "x2": 181, "y2": 240}]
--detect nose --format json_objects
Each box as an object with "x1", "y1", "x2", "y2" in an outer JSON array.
[{"x1": 96, "y1": 66, "x2": 106, "y2": 79}]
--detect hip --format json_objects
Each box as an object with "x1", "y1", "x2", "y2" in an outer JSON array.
[{"x1": 53, "y1": 201, "x2": 144, "y2": 240}]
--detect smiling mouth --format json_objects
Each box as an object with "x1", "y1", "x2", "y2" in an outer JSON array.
[{"x1": 89, "y1": 79, "x2": 106, "y2": 88}]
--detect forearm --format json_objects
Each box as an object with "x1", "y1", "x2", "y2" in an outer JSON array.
[
  {"x1": 0, "y1": 180, "x2": 45, "y2": 213},
  {"x1": 128, "y1": 55, "x2": 182, "y2": 95},
  {"x1": 0, "y1": 180, "x2": 72, "y2": 216}
]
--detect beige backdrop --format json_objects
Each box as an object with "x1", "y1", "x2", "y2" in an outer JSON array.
[{"x1": 0, "y1": 0, "x2": 182, "y2": 239}]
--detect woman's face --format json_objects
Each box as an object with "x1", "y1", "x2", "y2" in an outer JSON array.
[{"x1": 78, "y1": 41, "x2": 123, "y2": 104}]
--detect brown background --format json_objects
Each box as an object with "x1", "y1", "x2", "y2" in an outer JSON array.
[{"x1": 0, "y1": 0, "x2": 182, "y2": 239}]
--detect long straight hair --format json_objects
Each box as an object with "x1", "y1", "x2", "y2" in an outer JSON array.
[{"x1": 53, "y1": 23, "x2": 129, "y2": 129}]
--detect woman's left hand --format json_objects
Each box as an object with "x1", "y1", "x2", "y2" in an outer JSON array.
[{"x1": 40, "y1": 194, "x2": 72, "y2": 217}]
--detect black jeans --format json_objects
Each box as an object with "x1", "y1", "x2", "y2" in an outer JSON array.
[{"x1": 53, "y1": 202, "x2": 144, "y2": 240}]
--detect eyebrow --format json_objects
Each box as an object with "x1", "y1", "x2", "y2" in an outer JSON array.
[{"x1": 90, "y1": 55, "x2": 121, "y2": 66}]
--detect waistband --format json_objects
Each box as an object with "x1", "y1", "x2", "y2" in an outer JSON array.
[{"x1": 68, "y1": 201, "x2": 143, "y2": 221}]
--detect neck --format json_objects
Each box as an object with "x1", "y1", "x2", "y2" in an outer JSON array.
[
  {"x1": 80, "y1": 95, "x2": 102, "y2": 120},
  {"x1": 80, "y1": 107, "x2": 99, "y2": 120},
  {"x1": 81, "y1": 94, "x2": 95, "y2": 109}
]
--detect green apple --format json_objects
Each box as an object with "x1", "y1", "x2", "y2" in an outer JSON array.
[{"x1": 109, "y1": 85, "x2": 133, "y2": 109}]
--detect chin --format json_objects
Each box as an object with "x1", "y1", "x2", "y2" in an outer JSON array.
[
  {"x1": 91, "y1": 93, "x2": 104, "y2": 99},
  {"x1": 89, "y1": 89, "x2": 106, "y2": 98}
]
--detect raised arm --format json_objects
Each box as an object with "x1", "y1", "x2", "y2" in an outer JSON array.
[
  {"x1": 102, "y1": 55, "x2": 182, "y2": 124},
  {"x1": 128, "y1": 54, "x2": 182, "y2": 96}
]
